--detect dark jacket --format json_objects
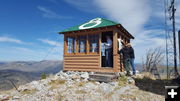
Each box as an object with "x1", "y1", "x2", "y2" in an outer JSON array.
[
  {"x1": 129, "y1": 47, "x2": 135, "y2": 58},
  {"x1": 119, "y1": 46, "x2": 131, "y2": 59}
]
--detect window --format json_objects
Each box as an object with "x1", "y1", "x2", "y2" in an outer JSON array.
[
  {"x1": 67, "y1": 37, "x2": 76, "y2": 53},
  {"x1": 78, "y1": 36, "x2": 86, "y2": 53},
  {"x1": 89, "y1": 34, "x2": 99, "y2": 53}
]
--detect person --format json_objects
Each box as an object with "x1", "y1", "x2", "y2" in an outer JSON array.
[
  {"x1": 119, "y1": 43, "x2": 131, "y2": 76},
  {"x1": 127, "y1": 43, "x2": 136, "y2": 75},
  {"x1": 117, "y1": 38, "x2": 121, "y2": 51},
  {"x1": 117, "y1": 37, "x2": 123, "y2": 51},
  {"x1": 104, "y1": 35, "x2": 113, "y2": 67}
]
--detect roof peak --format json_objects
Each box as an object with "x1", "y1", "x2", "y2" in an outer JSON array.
[{"x1": 59, "y1": 17, "x2": 120, "y2": 33}]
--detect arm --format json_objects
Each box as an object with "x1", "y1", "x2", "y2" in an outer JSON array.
[
  {"x1": 105, "y1": 43, "x2": 111, "y2": 46},
  {"x1": 118, "y1": 48, "x2": 123, "y2": 54},
  {"x1": 105, "y1": 39, "x2": 112, "y2": 46}
]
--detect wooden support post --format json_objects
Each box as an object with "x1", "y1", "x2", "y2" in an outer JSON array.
[
  {"x1": 86, "y1": 35, "x2": 89, "y2": 54},
  {"x1": 99, "y1": 33, "x2": 102, "y2": 67},
  {"x1": 64, "y1": 35, "x2": 67, "y2": 55},
  {"x1": 113, "y1": 30, "x2": 118, "y2": 72},
  {"x1": 76, "y1": 36, "x2": 78, "y2": 54},
  {"x1": 63, "y1": 35, "x2": 67, "y2": 70}
]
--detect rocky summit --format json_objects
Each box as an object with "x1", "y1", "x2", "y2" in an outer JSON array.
[{"x1": 0, "y1": 71, "x2": 164, "y2": 101}]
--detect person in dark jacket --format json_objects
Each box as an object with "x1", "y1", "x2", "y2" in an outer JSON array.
[
  {"x1": 119, "y1": 43, "x2": 131, "y2": 76},
  {"x1": 127, "y1": 43, "x2": 136, "y2": 75}
]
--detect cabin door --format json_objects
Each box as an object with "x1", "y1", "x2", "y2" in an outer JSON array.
[{"x1": 101, "y1": 31, "x2": 113, "y2": 68}]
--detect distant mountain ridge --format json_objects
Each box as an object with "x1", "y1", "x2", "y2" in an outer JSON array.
[
  {"x1": 0, "y1": 60, "x2": 63, "y2": 73},
  {"x1": 0, "y1": 60, "x2": 63, "y2": 91}
]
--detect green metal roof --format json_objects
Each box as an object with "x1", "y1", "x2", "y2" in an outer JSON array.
[{"x1": 59, "y1": 18, "x2": 120, "y2": 33}]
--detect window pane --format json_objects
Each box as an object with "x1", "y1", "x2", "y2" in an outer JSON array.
[
  {"x1": 67, "y1": 37, "x2": 75, "y2": 53},
  {"x1": 78, "y1": 36, "x2": 86, "y2": 53},
  {"x1": 89, "y1": 34, "x2": 99, "y2": 53}
]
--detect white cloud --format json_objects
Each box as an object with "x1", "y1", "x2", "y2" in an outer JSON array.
[
  {"x1": 94, "y1": 0, "x2": 151, "y2": 34},
  {"x1": 37, "y1": 6, "x2": 71, "y2": 19},
  {"x1": 38, "y1": 39, "x2": 62, "y2": 47},
  {"x1": 0, "y1": 46, "x2": 63, "y2": 61},
  {"x1": 0, "y1": 36, "x2": 24, "y2": 44}
]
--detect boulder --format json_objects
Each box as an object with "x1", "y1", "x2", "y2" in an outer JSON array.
[
  {"x1": 99, "y1": 83, "x2": 113, "y2": 93},
  {"x1": 80, "y1": 72, "x2": 89, "y2": 79},
  {"x1": 13, "y1": 95, "x2": 20, "y2": 99},
  {"x1": 108, "y1": 81, "x2": 118, "y2": 86},
  {"x1": 127, "y1": 77, "x2": 135, "y2": 85},
  {"x1": 0, "y1": 94, "x2": 10, "y2": 101}
]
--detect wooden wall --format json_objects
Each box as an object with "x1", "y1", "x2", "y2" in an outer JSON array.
[
  {"x1": 64, "y1": 54, "x2": 115, "y2": 72},
  {"x1": 64, "y1": 54, "x2": 99, "y2": 69}
]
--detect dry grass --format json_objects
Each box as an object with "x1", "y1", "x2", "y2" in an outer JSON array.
[
  {"x1": 77, "y1": 81, "x2": 87, "y2": 87},
  {"x1": 20, "y1": 89, "x2": 37, "y2": 95},
  {"x1": 55, "y1": 94, "x2": 65, "y2": 101},
  {"x1": 89, "y1": 81, "x2": 98, "y2": 85},
  {"x1": 118, "y1": 75, "x2": 128, "y2": 86},
  {"x1": 118, "y1": 94, "x2": 137, "y2": 101},
  {"x1": 48, "y1": 80, "x2": 66, "y2": 90},
  {"x1": 105, "y1": 91, "x2": 115, "y2": 98},
  {"x1": 48, "y1": 80, "x2": 66, "y2": 85},
  {"x1": 75, "y1": 90, "x2": 87, "y2": 94},
  {"x1": 141, "y1": 72, "x2": 156, "y2": 79}
]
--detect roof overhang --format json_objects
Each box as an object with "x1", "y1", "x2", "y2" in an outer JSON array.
[{"x1": 59, "y1": 24, "x2": 134, "y2": 39}]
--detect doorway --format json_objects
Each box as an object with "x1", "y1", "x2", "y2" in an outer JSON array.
[{"x1": 101, "y1": 31, "x2": 113, "y2": 68}]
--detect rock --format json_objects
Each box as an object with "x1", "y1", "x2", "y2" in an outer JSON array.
[
  {"x1": 56, "y1": 71, "x2": 69, "y2": 79},
  {"x1": 84, "y1": 82, "x2": 96, "y2": 88},
  {"x1": 13, "y1": 95, "x2": 20, "y2": 99},
  {"x1": 18, "y1": 84, "x2": 32, "y2": 91},
  {"x1": 30, "y1": 81, "x2": 44, "y2": 91},
  {"x1": 80, "y1": 72, "x2": 89, "y2": 79},
  {"x1": 94, "y1": 82, "x2": 100, "y2": 85},
  {"x1": 89, "y1": 72, "x2": 94, "y2": 75},
  {"x1": 0, "y1": 94, "x2": 10, "y2": 101},
  {"x1": 118, "y1": 72, "x2": 126, "y2": 77},
  {"x1": 47, "y1": 91, "x2": 55, "y2": 96},
  {"x1": 116, "y1": 86, "x2": 131, "y2": 94},
  {"x1": 127, "y1": 77, "x2": 135, "y2": 84},
  {"x1": 109, "y1": 81, "x2": 118, "y2": 86},
  {"x1": 99, "y1": 83, "x2": 113, "y2": 93},
  {"x1": 71, "y1": 74, "x2": 80, "y2": 80},
  {"x1": 18, "y1": 80, "x2": 45, "y2": 91},
  {"x1": 75, "y1": 79, "x2": 81, "y2": 82}
]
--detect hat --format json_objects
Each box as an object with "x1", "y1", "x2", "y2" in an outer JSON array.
[{"x1": 126, "y1": 43, "x2": 131, "y2": 47}]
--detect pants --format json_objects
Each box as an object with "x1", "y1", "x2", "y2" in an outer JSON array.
[
  {"x1": 130, "y1": 58, "x2": 136, "y2": 75},
  {"x1": 124, "y1": 58, "x2": 131, "y2": 74},
  {"x1": 105, "y1": 48, "x2": 113, "y2": 67}
]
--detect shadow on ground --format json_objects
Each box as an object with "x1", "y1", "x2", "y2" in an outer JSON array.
[{"x1": 134, "y1": 77, "x2": 180, "y2": 96}]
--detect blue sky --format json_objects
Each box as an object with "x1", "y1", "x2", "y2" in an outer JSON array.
[{"x1": 0, "y1": 0, "x2": 180, "y2": 63}]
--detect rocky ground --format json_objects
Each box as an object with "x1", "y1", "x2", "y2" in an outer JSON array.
[{"x1": 0, "y1": 71, "x2": 165, "y2": 101}]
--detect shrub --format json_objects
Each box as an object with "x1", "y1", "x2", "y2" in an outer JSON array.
[
  {"x1": 41, "y1": 72, "x2": 46, "y2": 79},
  {"x1": 118, "y1": 75, "x2": 128, "y2": 86}
]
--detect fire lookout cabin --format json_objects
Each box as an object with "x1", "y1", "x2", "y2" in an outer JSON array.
[{"x1": 59, "y1": 18, "x2": 134, "y2": 73}]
